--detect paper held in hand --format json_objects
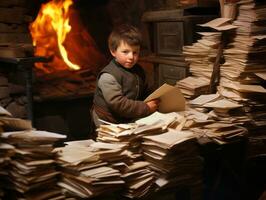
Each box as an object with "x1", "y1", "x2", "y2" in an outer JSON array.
[{"x1": 144, "y1": 83, "x2": 186, "y2": 113}]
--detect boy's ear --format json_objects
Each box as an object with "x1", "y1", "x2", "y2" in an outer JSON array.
[{"x1": 110, "y1": 50, "x2": 116, "y2": 57}]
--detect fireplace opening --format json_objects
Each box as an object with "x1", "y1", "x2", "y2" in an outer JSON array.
[{"x1": 29, "y1": 0, "x2": 112, "y2": 140}]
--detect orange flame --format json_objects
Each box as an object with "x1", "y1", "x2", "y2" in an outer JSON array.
[
  {"x1": 30, "y1": 0, "x2": 79, "y2": 73},
  {"x1": 30, "y1": 0, "x2": 107, "y2": 75}
]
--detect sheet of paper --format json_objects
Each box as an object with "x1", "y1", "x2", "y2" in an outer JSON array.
[
  {"x1": 199, "y1": 18, "x2": 237, "y2": 31},
  {"x1": 144, "y1": 83, "x2": 186, "y2": 113},
  {"x1": 190, "y1": 93, "x2": 220, "y2": 105},
  {"x1": 203, "y1": 98, "x2": 242, "y2": 109},
  {"x1": 0, "y1": 106, "x2": 12, "y2": 116},
  {"x1": 255, "y1": 72, "x2": 266, "y2": 80},
  {"x1": 135, "y1": 111, "x2": 183, "y2": 126},
  {"x1": 143, "y1": 129, "x2": 194, "y2": 149}
]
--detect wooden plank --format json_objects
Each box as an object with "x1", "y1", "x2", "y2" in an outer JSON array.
[
  {"x1": 0, "y1": 0, "x2": 27, "y2": 7},
  {"x1": 0, "y1": 33, "x2": 31, "y2": 43},
  {"x1": 0, "y1": 23, "x2": 28, "y2": 33},
  {"x1": 140, "y1": 56, "x2": 188, "y2": 67},
  {"x1": 0, "y1": 7, "x2": 28, "y2": 24},
  {"x1": 141, "y1": 9, "x2": 184, "y2": 22},
  {"x1": 0, "y1": 43, "x2": 34, "y2": 58}
]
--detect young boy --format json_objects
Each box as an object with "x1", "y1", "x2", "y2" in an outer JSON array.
[{"x1": 92, "y1": 24, "x2": 159, "y2": 127}]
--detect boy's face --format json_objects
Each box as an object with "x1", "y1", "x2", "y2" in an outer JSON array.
[{"x1": 111, "y1": 40, "x2": 140, "y2": 69}]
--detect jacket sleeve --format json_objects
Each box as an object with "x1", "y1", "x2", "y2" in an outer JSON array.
[{"x1": 98, "y1": 73, "x2": 151, "y2": 119}]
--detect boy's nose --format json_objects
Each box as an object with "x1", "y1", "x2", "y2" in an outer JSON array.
[{"x1": 128, "y1": 52, "x2": 134, "y2": 59}]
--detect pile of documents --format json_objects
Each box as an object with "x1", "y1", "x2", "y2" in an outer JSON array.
[
  {"x1": 96, "y1": 120, "x2": 171, "y2": 160},
  {"x1": 94, "y1": 112, "x2": 198, "y2": 198},
  {"x1": 177, "y1": 76, "x2": 210, "y2": 99},
  {"x1": 183, "y1": 31, "x2": 221, "y2": 80},
  {"x1": 95, "y1": 122, "x2": 160, "y2": 198},
  {"x1": 55, "y1": 140, "x2": 125, "y2": 199},
  {"x1": 218, "y1": 0, "x2": 266, "y2": 149},
  {"x1": 121, "y1": 161, "x2": 155, "y2": 199},
  {"x1": 96, "y1": 123, "x2": 137, "y2": 144},
  {"x1": 1, "y1": 129, "x2": 66, "y2": 200},
  {"x1": 141, "y1": 129, "x2": 203, "y2": 193},
  {"x1": 186, "y1": 94, "x2": 249, "y2": 144},
  {"x1": 180, "y1": 31, "x2": 223, "y2": 98},
  {"x1": 220, "y1": 0, "x2": 266, "y2": 100},
  {"x1": 0, "y1": 105, "x2": 67, "y2": 199},
  {"x1": 180, "y1": 5, "x2": 266, "y2": 146}
]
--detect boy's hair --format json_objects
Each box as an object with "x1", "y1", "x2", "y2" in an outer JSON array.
[{"x1": 108, "y1": 24, "x2": 142, "y2": 52}]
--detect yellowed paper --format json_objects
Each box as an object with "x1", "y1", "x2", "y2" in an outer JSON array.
[
  {"x1": 255, "y1": 72, "x2": 266, "y2": 80},
  {"x1": 144, "y1": 83, "x2": 186, "y2": 113}
]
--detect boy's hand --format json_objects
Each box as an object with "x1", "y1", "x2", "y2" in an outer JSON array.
[{"x1": 146, "y1": 99, "x2": 160, "y2": 113}]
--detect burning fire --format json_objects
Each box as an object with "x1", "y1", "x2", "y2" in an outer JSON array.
[{"x1": 29, "y1": 0, "x2": 106, "y2": 74}]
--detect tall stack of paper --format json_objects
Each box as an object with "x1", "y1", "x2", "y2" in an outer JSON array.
[
  {"x1": 96, "y1": 123, "x2": 159, "y2": 198},
  {"x1": 0, "y1": 107, "x2": 26, "y2": 198},
  {"x1": 55, "y1": 140, "x2": 125, "y2": 199},
  {"x1": 183, "y1": 31, "x2": 221, "y2": 80},
  {"x1": 141, "y1": 129, "x2": 203, "y2": 197},
  {"x1": 180, "y1": 31, "x2": 222, "y2": 98},
  {"x1": 121, "y1": 161, "x2": 155, "y2": 199},
  {"x1": 179, "y1": 11, "x2": 266, "y2": 146},
  {"x1": 218, "y1": 0, "x2": 266, "y2": 153},
  {"x1": 96, "y1": 131, "x2": 158, "y2": 199},
  {"x1": 1, "y1": 130, "x2": 66, "y2": 200}
]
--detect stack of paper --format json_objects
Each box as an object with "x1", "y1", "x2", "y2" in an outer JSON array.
[
  {"x1": 185, "y1": 95, "x2": 249, "y2": 144},
  {"x1": 182, "y1": 18, "x2": 239, "y2": 97},
  {"x1": 219, "y1": 0, "x2": 266, "y2": 148},
  {"x1": 96, "y1": 122, "x2": 137, "y2": 145},
  {"x1": 0, "y1": 106, "x2": 28, "y2": 198},
  {"x1": 220, "y1": 0, "x2": 266, "y2": 98},
  {"x1": 180, "y1": 4, "x2": 266, "y2": 146},
  {"x1": 177, "y1": 76, "x2": 210, "y2": 99},
  {"x1": 183, "y1": 31, "x2": 221, "y2": 81},
  {"x1": 95, "y1": 123, "x2": 161, "y2": 198},
  {"x1": 96, "y1": 121, "x2": 168, "y2": 161},
  {"x1": 141, "y1": 129, "x2": 202, "y2": 191},
  {"x1": 203, "y1": 123, "x2": 248, "y2": 144},
  {"x1": 0, "y1": 142, "x2": 15, "y2": 198},
  {"x1": 95, "y1": 119, "x2": 172, "y2": 198},
  {"x1": 65, "y1": 139, "x2": 130, "y2": 172},
  {"x1": 135, "y1": 111, "x2": 185, "y2": 130},
  {"x1": 1, "y1": 130, "x2": 66, "y2": 200},
  {"x1": 180, "y1": 31, "x2": 223, "y2": 99},
  {"x1": 121, "y1": 161, "x2": 155, "y2": 199},
  {"x1": 56, "y1": 140, "x2": 125, "y2": 199},
  {"x1": 199, "y1": 18, "x2": 238, "y2": 32}
]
